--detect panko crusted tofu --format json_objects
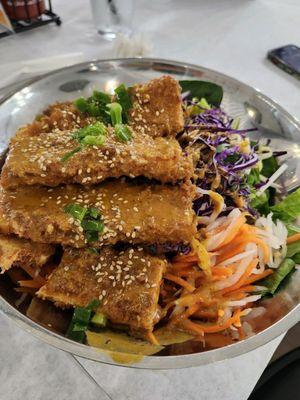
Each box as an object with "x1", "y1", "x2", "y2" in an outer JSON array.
[
  {"x1": 0, "y1": 234, "x2": 54, "y2": 273},
  {"x1": 128, "y1": 75, "x2": 184, "y2": 137},
  {"x1": 37, "y1": 247, "x2": 166, "y2": 337},
  {"x1": 0, "y1": 180, "x2": 196, "y2": 248},
  {"x1": 1, "y1": 130, "x2": 193, "y2": 188}
]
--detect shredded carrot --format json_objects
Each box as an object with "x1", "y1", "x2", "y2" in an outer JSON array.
[
  {"x1": 224, "y1": 285, "x2": 256, "y2": 297},
  {"x1": 192, "y1": 310, "x2": 218, "y2": 320},
  {"x1": 214, "y1": 215, "x2": 246, "y2": 250},
  {"x1": 19, "y1": 264, "x2": 37, "y2": 279},
  {"x1": 287, "y1": 233, "x2": 300, "y2": 244},
  {"x1": 173, "y1": 253, "x2": 198, "y2": 263},
  {"x1": 18, "y1": 279, "x2": 45, "y2": 288},
  {"x1": 180, "y1": 309, "x2": 242, "y2": 334},
  {"x1": 170, "y1": 262, "x2": 194, "y2": 272},
  {"x1": 176, "y1": 270, "x2": 204, "y2": 279},
  {"x1": 164, "y1": 273, "x2": 195, "y2": 293},
  {"x1": 219, "y1": 258, "x2": 258, "y2": 295},
  {"x1": 243, "y1": 269, "x2": 273, "y2": 285},
  {"x1": 14, "y1": 287, "x2": 36, "y2": 294},
  {"x1": 211, "y1": 266, "x2": 233, "y2": 277}
]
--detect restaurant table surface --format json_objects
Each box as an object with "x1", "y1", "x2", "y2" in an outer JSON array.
[{"x1": 0, "y1": 1, "x2": 299, "y2": 399}]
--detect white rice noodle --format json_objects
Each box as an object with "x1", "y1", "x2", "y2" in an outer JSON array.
[
  {"x1": 206, "y1": 209, "x2": 242, "y2": 251},
  {"x1": 255, "y1": 213, "x2": 288, "y2": 268},
  {"x1": 206, "y1": 216, "x2": 227, "y2": 232},
  {"x1": 214, "y1": 245, "x2": 255, "y2": 290},
  {"x1": 218, "y1": 307, "x2": 232, "y2": 324},
  {"x1": 226, "y1": 294, "x2": 261, "y2": 307},
  {"x1": 257, "y1": 163, "x2": 288, "y2": 195},
  {"x1": 242, "y1": 321, "x2": 254, "y2": 337},
  {"x1": 220, "y1": 247, "x2": 257, "y2": 266}
]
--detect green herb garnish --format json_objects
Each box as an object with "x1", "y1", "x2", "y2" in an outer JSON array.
[
  {"x1": 106, "y1": 102, "x2": 123, "y2": 126},
  {"x1": 74, "y1": 91, "x2": 111, "y2": 123},
  {"x1": 61, "y1": 122, "x2": 107, "y2": 162},
  {"x1": 61, "y1": 146, "x2": 82, "y2": 163},
  {"x1": 114, "y1": 124, "x2": 132, "y2": 142},
  {"x1": 66, "y1": 299, "x2": 102, "y2": 343},
  {"x1": 114, "y1": 84, "x2": 132, "y2": 122},
  {"x1": 91, "y1": 313, "x2": 107, "y2": 327},
  {"x1": 64, "y1": 203, "x2": 104, "y2": 243},
  {"x1": 64, "y1": 203, "x2": 87, "y2": 221},
  {"x1": 106, "y1": 102, "x2": 133, "y2": 142}
]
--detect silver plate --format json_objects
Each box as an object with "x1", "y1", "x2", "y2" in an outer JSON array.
[{"x1": 0, "y1": 58, "x2": 299, "y2": 369}]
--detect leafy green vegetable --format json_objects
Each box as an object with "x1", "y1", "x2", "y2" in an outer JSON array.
[
  {"x1": 114, "y1": 84, "x2": 132, "y2": 122},
  {"x1": 67, "y1": 299, "x2": 101, "y2": 343},
  {"x1": 286, "y1": 223, "x2": 300, "y2": 236},
  {"x1": 260, "y1": 258, "x2": 295, "y2": 295},
  {"x1": 250, "y1": 190, "x2": 270, "y2": 215},
  {"x1": 271, "y1": 188, "x2": 300, "y2": 222},
  {"x1": 247, "y1": 168, "x2": 260, "y2": 186},
  {"x1": 286, "y1": 240, "x2": 300, "y2": 258},
  {"x1": 179, "y1": 80, "x2": 223, "y2": 107},
  {"x1": 261, "y1": 156, "x2": 278, "y2": 178},
  {"x1": 292, "y1": 253, "x2": 300, "y2": 263}
]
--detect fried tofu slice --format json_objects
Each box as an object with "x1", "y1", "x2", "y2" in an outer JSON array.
[
  {"x1": 12, "y1": 76, "x2": 184, "y2": 143},
  {"x1": 0, "y1": 234, "x2": 55, "y2": 273},
  {"x1": 0, "y1": 180, "x2": 196, "y2": 248},
  {"x1": 1, "y1": 128, "x2": 193, "y2": 189},
  {"x1": 128, "y1": 75, "x2": 184, "y2": 137},
  {"x1": 37, "y1": 247, "x2": 166, "y2": 337}
]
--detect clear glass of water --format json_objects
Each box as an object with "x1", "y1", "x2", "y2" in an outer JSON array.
[{"x1": 90, "y1": 0, "x2": 134, "y2": 40}]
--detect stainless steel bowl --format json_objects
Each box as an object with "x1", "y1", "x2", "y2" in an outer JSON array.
[{"x1": 0, "y1": 58, "x2": 299, "y2": 369}]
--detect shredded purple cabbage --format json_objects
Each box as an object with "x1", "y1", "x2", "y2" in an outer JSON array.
[{"x1": 148, "y1": 243, "x2": 191, "y2": 255}]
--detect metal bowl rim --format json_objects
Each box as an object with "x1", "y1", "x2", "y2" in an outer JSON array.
[{"x1": 0, "y1": 57, "x2": 299, "y2": 369}]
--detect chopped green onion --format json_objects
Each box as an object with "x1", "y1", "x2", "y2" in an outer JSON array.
[
  {"x1": 92, "y1": 90, "x2": 111, "y2": 104},
  {"x1": 74, "y1": 97, "x2": 89, "y2": 113},
  {"x1": 64, "y1": 203, "x2": 87, "y2": 221},
  {"x1": 81, "y1": 135, "x2": 105, "y2": 146},
  {"x1": 73, "y1": 122, "x2": 107, "y2": 140},
  {"x1": 88, "y1": 247, "x2": 99, "y2": 255},
  {"x1": 114, "y1": 124, "x2": 132, "y2": 142},
  {"x1": 91, "y1": 313, "x2": 107, "y2": 327},
  {"x1": 66, "y1": 299, "x2": 101, "y2": 343},
  {"x1": 106, "y1": 102, "x2": 123, "y2": 126},
  {"x1": 61, "y1": 146, "x2": 82, "y2": 162},
  {"x1": 114, "y1": 84, "x2": 132, "y2": 122},
  {"x1": 85, "y1": 230, "x2": 99, "y2": 243},
  {"x1": 197, "y1": 97, "x2": 211, "y2": 110},
  {"x1": 87, "y1": 207, "x2": 100, "y2": 219},
  {"x1": 81, "y1": 219, "x2": 104, "y2": 232},
  {"x1": 86, "y1": 299, "x2": 101, "y2": 311}
]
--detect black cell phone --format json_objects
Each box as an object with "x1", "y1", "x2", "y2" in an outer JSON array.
[{"x1": 267, "y1": 44, "x2": 300, "y2": 79}]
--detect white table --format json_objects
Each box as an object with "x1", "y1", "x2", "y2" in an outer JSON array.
[{"x1": 1, "y1": 0, "x2": 299, "y2": 399}]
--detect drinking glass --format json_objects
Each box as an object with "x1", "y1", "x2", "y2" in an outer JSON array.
[{"x1": 90, "y1": 0, "x2": 134, "y2": 40}]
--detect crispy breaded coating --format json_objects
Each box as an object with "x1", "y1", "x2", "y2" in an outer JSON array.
[
  {"x1": 37, "y1": 247, "x2": 166, "y2": 337},
  {"x1": 128, "y1": 75, "x2": 184, "y2": 137},
  {"x1": 0, "y1": 180, "x2": 196, "y2": 248},
  {"x1": 1, "y1": 129, "x2": 193, "y2": 189},
  {"x1": 0, "y1": 234, "x2": 54, "y2": 273}
]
